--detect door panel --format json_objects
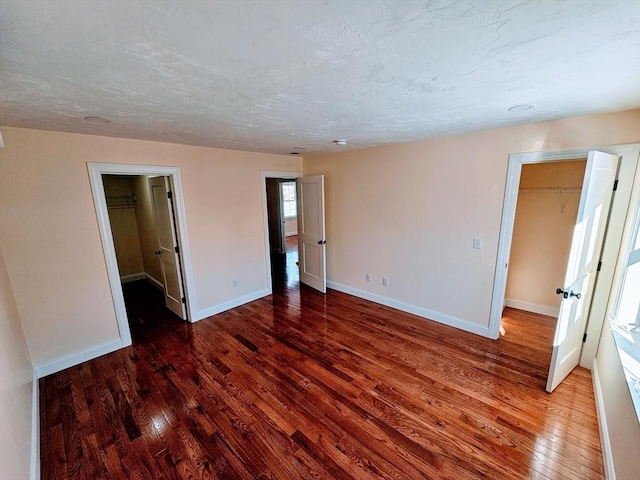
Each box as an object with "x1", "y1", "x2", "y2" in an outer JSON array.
[
  {"x1": 150, "y1": 176, "x2": 187, "y2": 320},
  {"x1": 300, "y1": 182, "x2": 321, "y2": 235},
  {"x1": 297, "y1": 175, "x2": 326, "y2": 293},
  {"x1": 302, "y1": 243, "x2": 322, "y2": 276},
  {"x1": 546, "y1": 151, "x2": 619, "y2": 392}
]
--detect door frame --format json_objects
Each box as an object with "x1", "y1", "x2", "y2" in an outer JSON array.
[
  {"x1": 88, "y1": 163, "x2": 197, "y2": 347},
  {"x1": 489, "y1": 144, "x2": 640, "y2": 367},
  {"x1": 261, "y1": 170, "x2": 302, "y2": 294}
]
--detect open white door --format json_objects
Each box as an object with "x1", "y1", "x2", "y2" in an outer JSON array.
[
  {"x1": 149, "y1": 176, "x2": 187, "y2": 320},
  {"x1": 297, "y1": 175, "x2": 326, "y2": 293},
  {"x1": 546, "y1": 151, "x2": 619, "y2": 392}
]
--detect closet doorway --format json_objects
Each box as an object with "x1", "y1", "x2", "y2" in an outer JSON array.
[
  {"x1": 505, "y1": 160, "x2": 587, "y2": 317},
  {"x1": 103, "y1": 173, "x2": 187, "y2": 321},
  {"x1": 500, "y1": 159, "x2": 586, "y2": 372},
  {"x1": 89, "y1": 163, "x2": 196, "y2": 348}
]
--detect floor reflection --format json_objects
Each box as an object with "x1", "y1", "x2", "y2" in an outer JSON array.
[
  {"x1": 122, "y1": 279, "x2": 187, "y2": 343},
  {"x1": 270, "y1": 234, "x2": 299, "y2": 290}
]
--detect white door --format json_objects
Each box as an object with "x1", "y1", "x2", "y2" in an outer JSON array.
[
  {"x1": 149, "y1": 176, "x2": 187, "y2": 320},
  {"x1": 297, "y1": 175, "x2": 326, "y2": 293},
  {"x1": 546, "y1": 151, "x2": 619, "y2": 392}
]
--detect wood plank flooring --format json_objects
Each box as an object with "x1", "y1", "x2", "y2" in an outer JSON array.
[{"x1": 40, "y1": 242, "x2": 604, "y2": 479}]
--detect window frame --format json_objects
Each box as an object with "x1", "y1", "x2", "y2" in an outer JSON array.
[{"x1": 281, "y1": 181, "x2": 297, "y2": 220}]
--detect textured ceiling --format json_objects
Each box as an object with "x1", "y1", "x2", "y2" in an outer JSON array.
[{"x1": 1, "y1": 0, "x2": 639, "y2": 154}]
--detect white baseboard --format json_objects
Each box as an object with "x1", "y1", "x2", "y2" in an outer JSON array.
[
  {"x1": 195, "y1": 288, "x2": 271, "y2": 322},
  {"x1": 504, "y1": 298, "x2": 559, "y2": 317},
  {"x1": 120, "y1": 272, "x2": 146, "y2": 283},
  {"x1": 34, "y1": 338, "x2": 122, "y2": 379},
  {"x1": 120, "y1": 272, "x2": 164, "y2": 292},
  {"x1": 592, "y1": 360, "x2": 615, "y2": 480},
  {"x1": 145, "y1": 273, "x2": 164, "y2": 291},
  {"x1": 30, "y1": 369, "x2": 40, "y2": 480},
  {"x1": 326, "y1": 281, "x2": 489, "y2": 338},
  {"x1": 285, "y1": 231, "x2": 298, "y2": 237}
]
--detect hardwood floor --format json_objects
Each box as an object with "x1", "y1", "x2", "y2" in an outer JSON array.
[
  {"x1": 40, "y1": 255, "x2": 604, "y2": 479},
  {"x1": 270, "y1": 235, "x2": 299, "y2": 292}
]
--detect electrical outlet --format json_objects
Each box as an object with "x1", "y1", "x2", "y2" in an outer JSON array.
[
  {"x1": 382, "y1": 276, "x2": 389, "y2": 286},
  {"x1": 366, "y1": 273, "x2": 372, "y2": 282},
  {"x1": 232, "y1": 279, "x2": 238, "y2": 287}
]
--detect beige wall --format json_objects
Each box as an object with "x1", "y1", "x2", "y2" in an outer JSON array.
[
  {"x1": 0, "y1": 127, "x2": 302, "y2": 366},
  {"x1": 103, "y1": 175, "x2": 145, "y2": 277},
  {"x1": 0, "y1": 243, "x2": 33, "y2": 480},
  {"x1": 132, "y1": 176, "x2": 163, "y2": 284},
  {"x1": 506, "y1": 160, "x2": 586, "y2": 314},
  {"x1": 303, "y1": 109, "x2": 640, "y2": 331}
]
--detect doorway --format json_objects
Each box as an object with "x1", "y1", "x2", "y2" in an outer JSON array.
[
  {"x1": 261, "y1": 171, "x2": 302, "y2": 294},
  {"x1": 88, "y1": 163, "x2": 196, "y2": 348},
  {"x1": 500, "y1": 159, "x2": 586, "y2": 375},
  {"x1": 102, "y1": 174, "x2": 187, "y2": 338},
  {"x1": 265, "y1": 176, "x2": 300, "y2": 292},
  {"x1": 261, "y1": 171, "x2": 328, "y2": 295}
]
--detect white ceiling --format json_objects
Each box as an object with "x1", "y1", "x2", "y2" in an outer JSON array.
[{"x1": 1, "y1": 0, "x2": 639, "y2": 155}]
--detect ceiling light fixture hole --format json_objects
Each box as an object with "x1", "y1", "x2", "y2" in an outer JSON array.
[
  {"x1": 84, "y1": 115, "x2": 112, "y2": 124},
  {"x1": 508, "y1": 104, "x2": 534, "y2": 112}
]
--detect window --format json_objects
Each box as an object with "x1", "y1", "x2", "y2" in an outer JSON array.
[
  {"x1": 609, "y1": 189, "x2": 640, "y2": 421},
  {"x1": 613, "y1": 198, "x2": 640, "y2": 329},
  {"x1": 282, "y1": 181, "x2": 297, "y2": 219}
]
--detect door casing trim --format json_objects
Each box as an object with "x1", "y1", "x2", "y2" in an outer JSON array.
[{"x1": 88, "y1": 162, "x2": 197, "y2": 347}]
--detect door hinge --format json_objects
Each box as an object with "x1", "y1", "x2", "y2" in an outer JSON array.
[
  {"x1": 181, "y1": 296, "x2": 186, "y2": 304},
  {"x1": 174, "y1": 245, "x2": 180, "y2": 254},
  {"x1": 597, "y1": 261, "x2": 602, "y2": 272},
  {"x1": 167, "y1": 191, "x2": 173, "y2": 199},
  {"x1": 613, "y1": 179, "x2": 618, "y2": 191},
  {"x1": 583, "y1": 333, "x2": 587, "y2": 343}
]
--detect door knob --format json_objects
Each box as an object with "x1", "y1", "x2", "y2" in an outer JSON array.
[
  {"x1": 155, "y1": 250, "x2": 161, "y2": 255},
  {"x1": 317, "y1": 240, "x2": 327, "y2": 245},
  {"x1": 556, "y1": 288, "x2": 581, "y2": 300}
]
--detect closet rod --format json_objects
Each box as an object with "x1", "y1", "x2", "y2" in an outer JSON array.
[{"x1": 518, "y1": 187, "x2": 581, "y2": 195}]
